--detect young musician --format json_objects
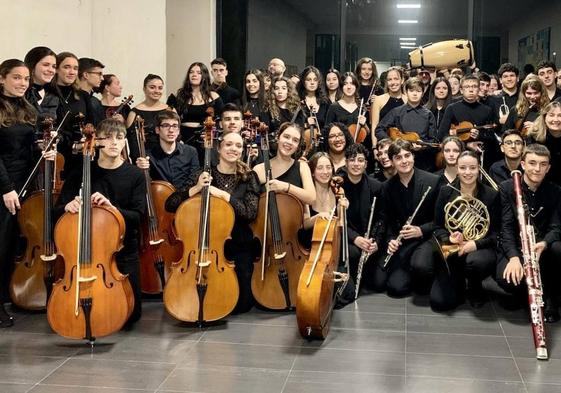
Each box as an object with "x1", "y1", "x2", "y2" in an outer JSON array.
[
  {"x1": 370, "y1": 66, "x2": 406, "y2": 146},
  {"x1": 448, "y1": 75, "x2": 461, "y2": 101},
  {"x1": 373, "y1": 139, "x2": 439, "y2": 297},
  {"x1": 265, "y1": 77, "x2": 304, "y2": 133},
  {"x1": 242, "y1": 69, "x2": 267, "y2": 119},
  {"x1": 536, "y1": 61, "x2": 561, "y2": 102},
  {"x1": 354, "y1": 57, "x2": 382, "y2": 105},
  {"x1": 436, "y1": 136, "x2": 464, "y2": 187},
  {"x1": 488, "y1": 74, "x2": 501, "y2": 96},
  {"x1": 417, "y1": 69, "x2": 432, "y2": 105},
  {"x1": 100, "y1": 74, "x2": 130, "y2": 122},
  {"x1": 325, "y1": 68, "x2": 342, "y2": 104},
  {"x1": 489, "y1": 129, "x2": 524, "y2": 184},
  {"x1": 253, "y1": 123, "x2": 316, "y2": 205},
  {"x1": 297, "y1": 66, "x2": 329, "y2": 131},
  {"x1": 432, "y1": 151, "x2": 499, "y2": 310},
  {"x1": 167, "y1": 62, "x2": 224, "y2": 148},
  {"x1": 375, "y1": 77, "x2": 437, "y2": 171},
  {"x1": 77, "y1": 57, "x2": 105, "y2": 125},
  {"x1": 370, "y1": 138, "x2": 396, "y2": 182},
  {"x1": 503, "y1": 76, "x2": 549, "y2": 133},
  {"x1": 425, "y1": 77, "x2": 452, "y2": 130},
  {"x1": 135, "y1": 110, "x2": 199, "y2": 190},
  {"x1": 324, "y1": 122, "x2": 353, "y2": 174},
  {"x1": 56, "y1": 118, "x2": 147, "y2": 324},
  {"x1": 24, "y1": 46, "x2": 59, "y2": 121},
  {"x1": 477, "y1": 72, "x2": 493, "y2": 107},
  {"x1": 211, "y1": 58, "x2": 241, "y2": 105},
  {"x1": 527, "y1": 101, "x2": 561, "y2": 186},
  {"x1": 493, "y1": 63, "x2": 520, "y2": 126},
  {"x1": 0, "y1": 59, "x2": 38, "y2": 327},
  {"x1": 325, "y1": 72, "x2": 368, "y2": 133},
  {"x1": 165, "y1": 132, "x2": 260, "y2": 313},
  {"x1": 496, "y1": 144, "x2": 561, "y2": 322},
  {"x1": 126, "y1": 74, "x2": 171, "y2": 154},
  {"x1": 341, "y1": 144, "x2": 384, "y2": 296}
]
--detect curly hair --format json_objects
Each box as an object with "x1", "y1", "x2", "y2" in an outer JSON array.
[{"x1": 268, "y1": 77, "x2": 301, "y2": 122}]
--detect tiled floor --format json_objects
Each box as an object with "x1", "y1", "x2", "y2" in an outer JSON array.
[{"x1": 1, "y1": 281, "x2": 560, "y2": 393}]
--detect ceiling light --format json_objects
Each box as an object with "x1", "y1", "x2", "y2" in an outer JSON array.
[
  {"x1": 397, "y1": 4, "x2": 421, "y2": 8},
  {"x1": 398, "y1": 20, "x2": 418, "y2": 24},
  {"x1": 399, "y1": 38, "x2": 416, "y2": 41}
]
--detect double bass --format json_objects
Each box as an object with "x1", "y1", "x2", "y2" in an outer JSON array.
[
  {"x1": 296, "y1": 177, "x2": 349, "y2": 339},
  {"x1": 47, "y1": 124, "x2": 134, "y2": 342},
  {"x1": 10, "y1": 118, "x2": 63, "y2": 310},
  {"x1": 163, "y1": 109, "x2": 239, "y2": 323},
  {"x1": 135, "y1": 117, "x2": 182, "y2": 294},
  {"x1": 251, "y1": 122, "x2": 308, "y2": 310}
]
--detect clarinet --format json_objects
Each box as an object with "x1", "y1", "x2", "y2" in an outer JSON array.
[
  {"x1": 354, "y1": 197, "x2": 376, "y2": 299},
  {"x1": 383, "y1": 186, "x2": 431, "y2": 268},
  {"x1": 512, "y1": 170, "x2": 548, "y2": 360}
]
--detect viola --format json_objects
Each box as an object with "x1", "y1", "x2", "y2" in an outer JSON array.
[
  {"x1": 348, "y1": 98, "x2": 369, "y2": 144},
  {"x1": 302, "y1": 101, "x2": 322, "y2": 158},
  {"x1": 105, "y1": 95, "x2": 133, "y2": 119},
  {"x1": 10, "y1": 118, "x2": 63, "y2": 310},
  {"x1": 251, "y1": 122, "x2": 308, "y2": 310},
  {"x1": 388, "y1": 127, "x2": 441, "y2": 149},
  {"x1": 135, "y1": 117, "x2": 182, "y2": 294},
  {"x1": 296, "y1": 177, "x2": 348, "y2": 339},
  {"x1": 47, "y1": 124, "x2": 134, "y2": 342},
  {"x1": 450, "y1": 121, "x2": 496, "y2": 142},
  {"x1": 163, "y1": 108, "x2": 239, "y2": 323},
  {"x1": 514, "y1": 104, "x2": 536, "y2": 138}
]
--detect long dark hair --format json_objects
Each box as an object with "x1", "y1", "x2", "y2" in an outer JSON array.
[
  {"x1": 24, "y1": 46, "x2": 56, "y2": 84},
  {"x1": 425, "y1": 77, "x2": 452, "y2": 112},
  {"x1": 354, "y1": 57, "x2": 378, "y2": 86},
  {"x1": 242, "y1": 69, "x2": 266, "y2": 113},
  {"x1": 341, "y1": 72, "x2": 360, "y2": 102},
  {"x1": 297, "y1": 66, "x2": 327, "y2": 103},
  {"x1": 0, "y1": 59, "x2": 37, "y2": 127},
  {"x1": 175, "y1": 62, "x2": 213, "y2": 113},
  {"x1": 52, "y1": 51, "x2": 80, "y2": 100},
  {"x1": 322, "y1": 122, "x2": 353, "y2": 152}
]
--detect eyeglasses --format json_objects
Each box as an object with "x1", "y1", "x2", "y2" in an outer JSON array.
[
  {"x1": 328, "y1": 133, "x2": 345, "y2": 140},
  {"x1": 159, "y1": 124, "x2": 179, "y2": 130},
  {"x1": 503, "y1": 140, "x2": 524, "y2": 147},
  {"x1": 87, "y1": 71, "x2": 103, "y2": 77}
]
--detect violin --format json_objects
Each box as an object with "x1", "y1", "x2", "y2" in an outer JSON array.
[
  {"x1": 163, "y1": 108, "x2": 239, "y2": 323},
  {"x1": 105, "y1": 95, "x2": 133, "y2": 119},
  {"x1": 514, "y1": 104, "x2": 536, "y2": 138},
  {"x1": 135, "y1": 117, "x2": 182, "y2": 294},
  {"x1": 10, "y1": 118, "x2": 64, "y2": 310},
  {"x1": 388, "y1": 127, "x2": 441, "y2": 149},
  {"x1": 47, "y1": 124, "x2": 134, "y2": 342},
  {"x1": 348, "y1": 98, "x2": 368, "y2": 144},
  {"x1": 450, "y1": 121, "x2": 496, "y2": 142},
  {"x1": 302, "y1": 101, "x2": 321, "y2": 158},
  {"x1": 251, "y1": 122, "x2": 309, "y2": 310},
  {"x1": 296, "y1": 177, "x2": 348, "y2": 339}
]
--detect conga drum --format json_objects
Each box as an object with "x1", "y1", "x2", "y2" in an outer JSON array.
[{"x1": 409, "y1": 40, "x2": 474, "y2": 69}]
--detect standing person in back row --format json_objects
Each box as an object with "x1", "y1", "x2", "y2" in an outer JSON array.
[{"x1": 211, "y1": 58, "x2": 241, "y2": 105}]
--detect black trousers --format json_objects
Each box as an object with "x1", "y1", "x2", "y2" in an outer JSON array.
[
  {"x1": 117, "y1": 252, "x2": 142, "y2": 324},
  {"x1": 372, "y1": 239, "x2": 435, "y2": 297},
  {"x1": 0, "y1": 205, "x2": 19, "y2": 303},
  {"x1": 232, "y1": 250, "x2": 255, "y2": 314},
  {"x1": 430, "y1": 248, "x2": 496, "y2": 311},
  {"x1": 495, "y1": 241, "x2": 561, "y2": 301}
]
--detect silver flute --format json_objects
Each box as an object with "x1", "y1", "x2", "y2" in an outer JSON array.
[{"x1": 355, "y1": 197, "x2": 376, "y2": 299}]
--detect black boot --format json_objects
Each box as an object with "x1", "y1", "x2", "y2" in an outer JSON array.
[
  {"x1": 466, "y1": 279, "x2": 486, "y2": 309},
  {"x1": 544, "y1": 298, "x2": 560, "y2": 323},
  {"x1": 0, "y1": 303, "x2": 14, "y2": 328}
]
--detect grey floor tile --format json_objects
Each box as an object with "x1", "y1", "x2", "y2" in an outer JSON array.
[
  {"x1": 283, "y1": 370, "x2": 405, "y2": 393},
  {"x1": 507, "y1": 336, "x2": 560, "y2": 360},
  {"x1": 179, "y1": 341, "x2": 298, "y2": 370},
  {"x1": 115, "y1": 315, "x2": 207, "y2": 341},
  {"x1": 341, "y1": 293, "x2": 406, "y2": 314},
  {"x1": 500, "y1": 318, "x2": 561, "y2": 340},
  {"x1": 0, "y1": 354, "x2": 67, "y2": 385},
  {"x1": 407, "y1": 332, "x2": 511, "y2": 357},
  {"x1": 0, "y1": 333, "x2": 81, "y2": 357},
  {"x1": 294, "y1": 347, "x2": 405, "y2": 375},
  {"x1": 0, "y1": 382, "x2": 34, "y2": 393},
  {"x1": 526, "y1": 383, "x2": 561, "y2": 393},
  {"x1": 517, "y1": 358, "x2": 561, "y2": 384},
  {"x1": 30, "y1": 386, "x2": 153, "y2": 392},
  {"x1": 407, "y1": 314, "x2": 503, "y2": 336},
  {"x1": 41, "y1": 358, "x2": 174, "y2": 390},
  {"x1": 305, "y1": 328, "x2": 405, "y2": 353},
  {"x1": 201, "y1": 321, "x2": 305, "y2": 347},
  {"x1": 406, "y1": 295, "x2": 495, "y2": 318},
  {"x1": 227, "y1": 309, "x2": 295, "y2": 327},
  {"x1": 406, "y1": 353, "x2": 521, "y2": 382},
  {"x1": 159, "y1": 365, "x2": 288, "y2": 393},
  {"x1": 329, "y1": 310, "x2": 406, "y2": 332},
  {"x1": 403, "y1": 377, "x2": 526, "y2": 393},
  {"x1": 6, "y1": 312, "x2": 54, "y2": 335}
]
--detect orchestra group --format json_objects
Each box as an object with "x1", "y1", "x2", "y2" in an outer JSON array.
[{"x1": 1, "y1": 45, "x2": 560, "y2": 358}]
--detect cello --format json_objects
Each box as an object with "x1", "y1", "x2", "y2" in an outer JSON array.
[
  {"x1": 163, "y1": 109, "x2": 239, "y2": 323},
  {"x1": 134, "y1": 117, "x2": 182, "y2": 294},
  {"x1": 47, "y1": 124, "x2": 134, "y2": 343},
  {"x1": 10, "y1": 118, "x2": 63, "y2": 310},
  {"x1": 251, "y1": 122, "x2": 308, "y2": 310},
  {"x1": 296, "y1": 177, "x2": 349, "y2": 339}
]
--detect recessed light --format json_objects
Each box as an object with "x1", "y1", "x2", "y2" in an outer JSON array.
[
  {"x1": 398, "y1": 20, "x2": 418, "y2": 24},
  {"x1": 399, "y1": 38, "x2": 416, "y2": 41},
  {"x1": 397, "y1": 4, "x2": 421, "y2": 8}
]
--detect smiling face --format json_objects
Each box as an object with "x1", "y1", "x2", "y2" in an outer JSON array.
[
  {"x1": 386, "y1": 70, "x2": 402, "y2": 94},
  {"x1": 342, "y1": 76, "x2": 356, "y2": 97},
  {"x1": 522, "y1": 152, "x2": 550, "y2": 186},
  {"x1": 500, "y1": 71, "x2": 518, "y2": 91},
  {"x1": 327, "y1": 126, "x2": 346, "y2": 153},
  {"x1": 457, "y1": 154, "x2": 479, "y2": 188},
  {"x1": 545, "y1": 106, "x2": 561, "y2": 132},
  {"x1": 144, "y1": 78, "x2": 164, "y2": 101},
  {"x1": 325, "y1": 72, "x2": 340, "y2": 92},
  {"x1": 500, "y1": 134, "x2": 524, "y2": 160},
  {"x1": 375, "y1": 143, "x2": 392, "y2": 169},
  {"x1": 347, "y1": 153, "x2": 367, "y2": 177},
  {"x1": 245, "y1": 73, "x2": 260, "y2": 96},
  {"x1": 219, "y1": 132, "x2": 244, "y2": 163},
  {"x1": 360, "y1": 62, "x2": 373, "y2": 82},
  {"x1": 313, "y1": 156, "x2": 334, "y2": 185},
  {"x1": 57, "y1": 57, "x2": 78, "y2": 86},
  {"x1": 391, "y1": 148, "x2": 414, "y2": 176},
  {"x1": 0, "y1": 66, "x2": 30, "y2": 97},
  {"x1": 221, "y1": 110, "x2": 243, "y2": 133},
  {"x1": 277, "y1": 125, "x2": 301, "y2": 157},
  {"x1": 537, "y1": 67, "x2": 555, "y2": 88},
  {"x1": 33, "y1": 55, "x2": 56, "y2": 85}
]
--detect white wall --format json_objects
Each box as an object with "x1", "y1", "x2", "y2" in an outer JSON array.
[
  {"x1": 247, "y1": 0, "x2": 308, "y2": 73},
  {"x1": 507, "y1": 2, "x2": 561, "y2": 67}
]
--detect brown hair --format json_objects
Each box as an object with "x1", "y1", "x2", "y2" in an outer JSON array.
[
  {"x1": 515, "y1": 76, "x2": 549, "y2": 118},
  {"x1": 0, "y1": 59, "x2": 37, "y2": 127},
  {"x1": 268, "y1": 76, "x2": 301, "y2": 122},
  {"x1": 219, "y1": 133, "x2": 252, "y2": 181}
]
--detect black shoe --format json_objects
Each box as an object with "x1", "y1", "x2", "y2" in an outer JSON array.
[
  {"x1": 544, "y1": 300, "x2": 560, "y2": 323},
  {"x1": 467, "y1": 280, "x2": 486, "y2": 309},
  {"x1": 0, "y1": 303, "x2": 14, "y2": 328}
]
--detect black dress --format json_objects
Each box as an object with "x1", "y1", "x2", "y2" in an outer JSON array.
[{"x1": 379, "y1": 96, "x2": 404, "y2": 123}]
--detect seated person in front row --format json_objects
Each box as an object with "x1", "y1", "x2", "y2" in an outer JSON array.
[
  {"x1": 369, "y1": 138, "x2": 396, "y2": 182},
  {"x1": 489, "y1": 129, "x2": 524, "y2": 184},
  {"x1": 496, "y1": 144, "x2": 561, "y2": 323},
  {"x1": 431, "y1": 151, "x2": 499, "y2": 311},
  {"x1": 340, "y1": 144, "x2": 384, "y2": 297},
  {"x1": 136, "y1": 110, "x2": 199, "y2": 190},
  {"x1": 375, "y1": 77, "x2": 437, "y2": 172},
  {"x1": 372, "y1": 139, "x2": 440, "y2": 297}
]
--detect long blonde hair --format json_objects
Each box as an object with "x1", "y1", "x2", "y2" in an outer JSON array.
[
  {"x1": 515, "y1": 76, "x2": 549, "y2": 117},
  {"x1": 528, "y1": 101, "x2": 561, "y2": 143},
  {"x1": 268, "y1": 76, "x2": 301, "y2": 122}
]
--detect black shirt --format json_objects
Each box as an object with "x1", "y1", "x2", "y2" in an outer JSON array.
[
  {"x1": 375, "y1": 103, "x2": 437, "y2": 142},
  {"x1": 325, "y1": 102, "x2": 360, "y2": 127},
  {"x1": 528, "y1": 132, "x2": 561, "y2": 187},
  {"x1": 503, "y1": 105, "x2": 540, "y2": 133},
  {"x1": 437, "y1": 99, "x2": 495, "y2": 142},
  {"x1": 489, "y1": 159, "x2": 521, "y2": 184},
  {"x1": 380, "y1": 96, "x2": 405, "y2": 122},
  {"x1": 213, "y1": 83, "x2": 241, "y2": 105},
  {"x1": 147, "y1": 142, "x2": 200, "y2": 190},
  {"x1": 26, "y1": 84, "x2": 60, "y2": 123}
]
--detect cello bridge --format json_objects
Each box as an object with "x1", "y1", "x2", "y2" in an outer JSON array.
[
  {"x1": 333, "y1": 272, "x2": 348, "y2": 283},
  {"x1": 77, "y1": 275, "x2": 97, "y2": 283},
  {"x1": 274, "y1": 252, "x2": 287, "y2": 259}
]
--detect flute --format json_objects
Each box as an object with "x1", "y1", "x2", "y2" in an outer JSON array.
[{"x1": 355, "y1": 197, "x2": 376, "y2": 299}]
